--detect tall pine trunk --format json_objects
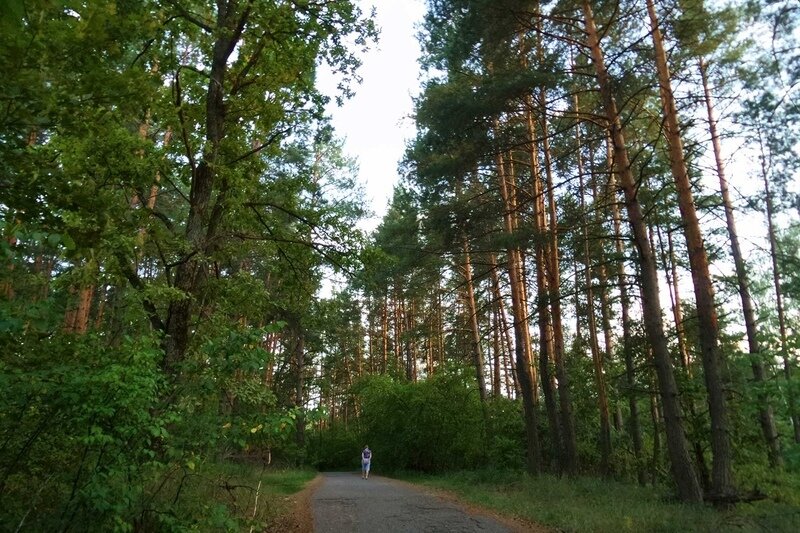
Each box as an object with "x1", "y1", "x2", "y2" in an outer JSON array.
[
  {"x1": 495, "y1": 140, "x2": 542, "y2": 473},
  {"x1": 534, "y1": 9, "x2": 578, "y2": 474},
  {"x1": 579, "y1": 150, "x2": 612, "y2": 476},
  {"x1": 699, "y1": 58, "x2": 781, "y2": 465},
  {"x1": 582, "y1": 0, "x2": 702, "y2": 503},
  {"x1": 462, "y1": 237, "x2": 489, "y2": 402},
  {"x1": 608, "y1": 149, "x2": 645, "y2": 484},
  {"x1": 759, "y1": 133, "x2": 800, "y2": 444},
  {"x1": 492, "y1": 305, "x2": 503, "y2": 397},
  {"x1": 540, "y1": 91, "x2": 578, "y2": 476},
  {"x1": 655, "y1": 224, "x2": 712, "y2": 490},
  {"x1": 646, "y1": 0, "x2": 733, "y2": 498},
  {"x1": 490, "y1": 253, "x2": 520, "y2": 398},
  {"x1": 665, "y1": 228, "x2": 691, "y2": 370},
  {"x1": 526, "y1": 103, "x2": 562, "y2": 470}
]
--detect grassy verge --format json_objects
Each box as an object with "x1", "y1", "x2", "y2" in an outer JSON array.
[
  {"x1": 147, "y1": 461, "x2": 317, "y2": 531},
  {"x1": 398, "y1": 469, "x2": 800, "y2": 532}
]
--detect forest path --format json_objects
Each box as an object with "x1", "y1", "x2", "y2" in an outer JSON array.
[{"x1": 311, "y1": 472, "x2": 523, "y2": 532}]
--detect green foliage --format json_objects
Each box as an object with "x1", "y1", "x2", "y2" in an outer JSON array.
[
  {"x1": 356, "y1": 370, "x2": 485, "y2": 472},
  {"x1": 141, "y1": 463, "x2": 316, "y2": 532},
  {"x1": 0, "y1": 332, "x2": 165, "y2": 531},
  {"x1": 0, "y1": 265, "x2": 314, "y2": 530},
  {"x1": 308, "y1": 421, "x2": 362, "y2": 470},
  {"x1": 0, "y1": 0, "x2": 373, "y2": 528},
  {"x1": 484, "y1": 398, "x2": 525, "y2": 470},
  {"x1": 312, "y1": 369, "x2": 525, "y2": 473}
]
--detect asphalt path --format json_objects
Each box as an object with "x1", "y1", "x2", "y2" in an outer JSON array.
[{"x1": 311, "y1": 472, "x2": 513, "y2": 533}]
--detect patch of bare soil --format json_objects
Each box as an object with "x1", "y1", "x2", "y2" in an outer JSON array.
[
  {"x1": 383, "y1": 476, "x2": 553, "y2": 533},
  {"x1": 264, "y1": 474, "x2": 321, "y2": 533}
]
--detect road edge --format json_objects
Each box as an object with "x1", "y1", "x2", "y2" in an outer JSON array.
[
  {"x1": 380, "y1": 475, "x2": 552, "y2": 533},
  {"x1": 265, "y1": 473, "x2": 323, "y2": 533}
]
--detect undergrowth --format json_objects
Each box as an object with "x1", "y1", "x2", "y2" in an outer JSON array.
[
  {"x1": 399, "y1": 469, "x2": 800, "y2": 533},
  {"x1": 149, "y1": 462, "x2": 316, "y2": 531}
]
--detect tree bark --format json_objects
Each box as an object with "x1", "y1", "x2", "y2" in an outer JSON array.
[
  {"x1": 607, "y1": 144, "x2": 645, "y2": 484},
  {"x1": 526, "y1": 103, "x2": 562, "y2": 470},
  {"x1": 759, "y1": 134, "x2": 800, "y2": 444},
  {"x1": 650, "y1": 382, "x2": 662, "y2": 486},
  {"x1": 495, "y1": 140, "x2": 541, "y2": 473},
  {"x1": 164, "y1": 2, "x2": 251, "y2": 375},
  {"x1": 541, "y1": 89, "x2": 578, "y2": 476},
  {"x1": 381, "y1": 294, "x2": 389, "y2": 374},
  {"x1": 666, "y1": 228, "x2": 691, "y2": 370},
  {"x1": 646, "y1": 0, "x2": 733, "y2": 498},
  {"x1": 654, "y1": 224, "x2": 711, "y2": 491},
  {"x1": 698, "y1": 58, "x2": 781, "y2": 465},
  {"x1": 462, "y1": 237, "x2": 488, "y2": 402},
  {"x1": 580, "y1": 151, "x2": 612, "y2": 477},
  {"x1": 291, "y1": 320, "x2": 306, "y2": 453},
  {"x1": 490, "y1": 253, "x2": 520, "y2": 398},
  {"x1": 73, "y1": 284, "x2": 94, "y2": 335},
  {"x1": 492, "y1": 304, "x2": 502, "y2": 397},
  {"x1": 582, "y1": 0, "x2": 702, "y2": 502}
]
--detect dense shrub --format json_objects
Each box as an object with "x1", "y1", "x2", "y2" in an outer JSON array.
[
  {"x1": 0, "y1": 333, "x2": 165, "y2": 531},
  {"x1": 312, "y1": 366, "x2": 527, "y2": 473}
]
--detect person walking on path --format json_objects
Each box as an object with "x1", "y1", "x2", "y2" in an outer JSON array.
[{"x1": 361, "y1": 445, "x2": 372, "y2": 479}]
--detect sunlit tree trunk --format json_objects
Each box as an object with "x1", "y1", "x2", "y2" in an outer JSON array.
[
  {"x1": 540, "y1": 87, "x2": 578, "y2": 476},
  {"x1": 580, "y1": 151, "x2": 612, "y2": 476},
  {"x1": 381, "y1": 294, "x2": 389, "y2": 374},
  {"x1": 405, "y1": 299, "x2": 416, "y2": 382},
  {"x1": 63, "y1": 260, "x2": 96, "y2": 336},
  {"x1": 492, "y1": 305, "x2": 502, "y2": 397},
  {"x1": 367, "y1": 304, "x2": 376, "y2": 374},
  {"x1": 526, "y1": 103, "x2": 562, "y2": 470},
  {"x1": 437, "y1": 276, "x2": 446, "y2": 370},
  {"x1": 490, "y1": 253, "x2": 520, "y2": 398},
  {"x1": 531, "y1": 10, "x2": 578, "y2": 473},
  {"x1": 607, "y1": 139, "x2": 645, "y2": 484},
  {"x1": 698, "y1": 58, "x2": 781, "y2": 465},
  {"x1": 73, "y1": 285, "x2": 95, "y2": 335},
  {"x1": 582, "y1": 0, "x2": 702, "y2": 502},
  {"x1": 393, "y1": 290, "x2": 403, "y2": 375},
  {"x1": 495, "y1": 137, "x2": 541, "y2": 473},
  {"x1": 462, "y1": 237, "x2": 488, "y2": 402},
  {"x1": 647, "y1": 0, "x2": 733, "y2": 498}
]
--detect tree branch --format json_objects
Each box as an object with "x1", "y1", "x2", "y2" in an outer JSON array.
[{"x1": 165, "y1": 1, "x2": 213, "y2": 32}]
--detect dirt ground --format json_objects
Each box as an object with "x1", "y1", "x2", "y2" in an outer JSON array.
[{"x1": 264, "y1": 474, "x2": 321, "y2": 532}]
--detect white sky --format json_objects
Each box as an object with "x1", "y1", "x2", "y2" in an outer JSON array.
[{"x1": 318, "y1": 0, "x2": 426, "y2": 232}]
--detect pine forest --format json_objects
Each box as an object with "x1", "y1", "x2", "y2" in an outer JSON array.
[{"x1": 2, "y1": 0, "x2": 800, "y2": 531}]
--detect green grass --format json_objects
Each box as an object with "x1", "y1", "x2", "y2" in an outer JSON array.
[
  {"x1": 398, "y1": 469, "x2": 800, "y2": 532},
  {"x1": 144, "y1": 461, "x2": 317, "y2": 531}
]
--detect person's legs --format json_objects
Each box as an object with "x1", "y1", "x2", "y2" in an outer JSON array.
[{"x1": 364, "y1": 461, "x2": 370, "y2": 479}]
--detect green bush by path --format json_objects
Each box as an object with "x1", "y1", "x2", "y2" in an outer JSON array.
[
  {"x1": 399, "y1": 470, "x2": 800, "y2": 532},
  {"x1": 0, "y1": 326, "x2": 311, "y2": 531},
  {"x1": 311, "y1": 368, "x2": 525, "y2": 473}
]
